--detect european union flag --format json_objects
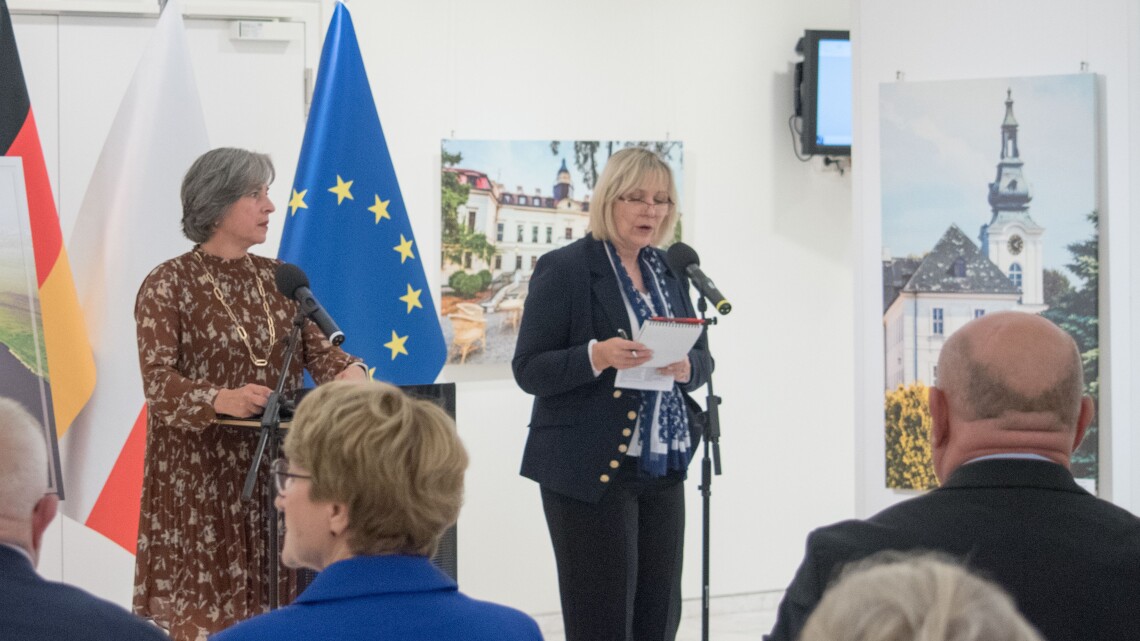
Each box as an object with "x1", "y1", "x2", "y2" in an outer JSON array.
[{"x1": 279, "y1": 2, "x2": 445, "y2": 384}]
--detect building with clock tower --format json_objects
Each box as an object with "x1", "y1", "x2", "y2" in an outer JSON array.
[
  {"x1": 979, "y1": 89, "x2": 1046, "y2": 313},
  {"x1": 882, "y1": 89, "x2": 1048, "y2": 389}
]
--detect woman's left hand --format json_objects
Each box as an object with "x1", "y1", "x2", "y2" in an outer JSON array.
[
  {"x1": 657, "y1": 357, "x2": 691, "y2": 384},
  {"x1": 335, "y1": 363, "x2": 368, "y2": 381}
]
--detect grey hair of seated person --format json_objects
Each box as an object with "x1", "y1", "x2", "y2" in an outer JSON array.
[
  {"x1": 0, "y1": 397, "x2": 48, "y2": 519},
  {"x1": 798, "y1": 552, "x2": 1044, "y2": 641}
]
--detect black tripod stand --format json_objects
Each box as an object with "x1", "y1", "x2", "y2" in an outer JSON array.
[
  {"x1": 241, "y1": 306, "x2": 306, "y2": 610},
  {"x1": 695, "y1": 296, "x2": 723, "y2": 641}
]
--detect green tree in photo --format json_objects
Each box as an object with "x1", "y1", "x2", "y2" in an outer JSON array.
[
  {"x1": 441, "y1": 148, "x2": 497, "y2": 272},
  {"x1": 1043, "y1": 210, "x2": 1099, "y2": 480},
  {"x1": 441, "y1": 149, "x2": 467, "y2": 241},
  {"x1": 549, "y1": 140, "x2": 683, "y2": 189},
  {"x1": 442, "y1": 226, "x2": 496, "y2": 271},
  {"x1": 884, "y1": 382, "x2": 938, "y2": 490}
]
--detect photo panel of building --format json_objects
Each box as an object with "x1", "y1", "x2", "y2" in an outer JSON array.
[
  {"x1": 879, "y1": 74, "x2": 1099, "y2": 490},
  {"x1": 439, "y1": 140, "x2": 684, "y2": 372}
]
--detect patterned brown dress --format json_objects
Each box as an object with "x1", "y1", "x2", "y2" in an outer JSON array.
[{"x1": 132, "y1": 248, "x2": 359, "y2": 641}]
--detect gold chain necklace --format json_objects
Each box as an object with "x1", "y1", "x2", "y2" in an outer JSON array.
[{"x1": 194, "y1": 251, "x2": 276, "y2": 367}]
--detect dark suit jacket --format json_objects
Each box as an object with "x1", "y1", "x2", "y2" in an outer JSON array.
[
  {"x1": 211, "y1": 555, "x2": 541, "y2": 641},
  {"x1": 0, "y1": 544, "x2": 167, "y2": 641},
  {"x1": 513, "y1": 234, "x2": 713, "y2": 503},
  {"x1": 766, "y1": 459, "x2": 1140, "y2": 641}
]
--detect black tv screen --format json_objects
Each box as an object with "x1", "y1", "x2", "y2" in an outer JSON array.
[{"x1": 797, "y1": 30, "x2": 851, "y2": 157}]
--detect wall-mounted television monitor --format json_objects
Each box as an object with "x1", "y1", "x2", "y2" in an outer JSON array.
[{"x1": 795, "y1": 30, "x2": 851, "y2": 157}]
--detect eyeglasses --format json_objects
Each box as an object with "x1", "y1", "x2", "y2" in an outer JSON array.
[
  {"x1": 617, "y1": 196, "x2": 672, "y2": 213},
  {"x1": 271, "y1": 458, "x2": 311, "y2": 494}
]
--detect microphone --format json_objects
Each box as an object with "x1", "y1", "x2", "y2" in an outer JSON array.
[
  {"x1": 274, "y1": 263, "x2": 346, "y2": 346},
  {"x1": 666, "y1": 242, "x2": 732, "y2": 315}
]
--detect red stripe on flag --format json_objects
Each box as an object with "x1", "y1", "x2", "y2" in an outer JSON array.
[
  {"x1": 7, "y1": 109, "x2": 61, "y2": 287},
  {"x1": 85, "y1": 405, "x2": 147, "y2": 554}
]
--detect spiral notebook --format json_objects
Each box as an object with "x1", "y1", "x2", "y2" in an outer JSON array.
[{"x1": 614, "y1": 317, "x2": 703, "y2": 391}]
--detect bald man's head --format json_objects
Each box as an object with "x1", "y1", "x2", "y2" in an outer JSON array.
[{"x1": 937, "y1": 312, "x2": 1084, "y2": 431}]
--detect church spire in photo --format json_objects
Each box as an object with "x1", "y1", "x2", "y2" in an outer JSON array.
[
  {"x1": 980, "y1": 88, "x2": 1045, "y2": 310},
  {"x1": 988, "y1": 88, "x2": 1033, "y2": 214}
]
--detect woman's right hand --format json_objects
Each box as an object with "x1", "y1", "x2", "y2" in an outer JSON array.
[
  {"x1": 592, "y1": 337, "x2": 653, "y2": 371},
  {"x1": 213, "y1": 384, "x2": 273, "y2": 418}
]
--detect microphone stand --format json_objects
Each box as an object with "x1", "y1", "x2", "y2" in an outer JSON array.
[
  {"x1": 241, "y1": 306, "x2": 306, "y2": 611},
  {"x1": 695, "y1": 296, "x2": 723, "y2": 641}
]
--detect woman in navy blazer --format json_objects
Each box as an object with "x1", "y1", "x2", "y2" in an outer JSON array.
[{"x1": 513, "y1": 148, "x2": 713, "y2": 641}]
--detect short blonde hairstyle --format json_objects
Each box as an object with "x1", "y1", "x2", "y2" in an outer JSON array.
[
  {"x1": 283, "y1": 380, "x2": 468, "y2": 557},
  {"x1": 0, "y1": 398, "x2": 49, "y2": 519},
  {"x1": 588, "y1": 147, "x2": 679, "y2": 246},
  {"x1": 800, "y1": 552, "x2": 1044, "y2": 641}
]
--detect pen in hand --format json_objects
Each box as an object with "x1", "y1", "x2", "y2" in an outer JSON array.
[{"x1": 616, "y1": 328, "x2": 637, "y2": 359}]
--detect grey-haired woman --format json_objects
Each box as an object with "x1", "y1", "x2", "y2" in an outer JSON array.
[{"x1": 132, "y1": 148, "x2": 364, "y2": 641}]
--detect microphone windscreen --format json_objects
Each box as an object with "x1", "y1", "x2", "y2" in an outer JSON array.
[
  {"x1": 274, "y1": 262, "x2": 310, "y2": 299},
  {"x1": 665, "y1": 242, "x2": 700, "y2": 274}
]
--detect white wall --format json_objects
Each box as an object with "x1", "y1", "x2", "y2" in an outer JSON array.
[
  {"x1": 17, "y1": 0, "x2": 857, "y2": 620},
  {"x1": 853, "y1": 0, "x2": 1140, "y2": 516},
  {"x1": 337, "y1": 0, "x2": 856, "y2": 614}
]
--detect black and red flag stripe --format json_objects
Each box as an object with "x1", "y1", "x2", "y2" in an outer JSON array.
[
  {"x1": 0, "y1": 0, "x2": 97, "y2": 482},
  {"x1": 2, "y1": 0, "x2": 63, "y2": 285}
]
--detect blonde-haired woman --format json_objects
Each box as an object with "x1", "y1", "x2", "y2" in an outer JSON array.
[
  {"x1": 513, "y1": 147, "x2": 712, "y2": 641},
  {"x1": 213, "y1": 380, "x2": 541, "y2": 641}
]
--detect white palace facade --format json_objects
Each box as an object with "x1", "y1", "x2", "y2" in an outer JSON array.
[{"x1": 444, "y1": 159, "x2": 591, "y2": 280}]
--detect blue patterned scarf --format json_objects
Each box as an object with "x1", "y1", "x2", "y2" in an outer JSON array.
[{"x1": 606, "y1": 241, "x2": 691, "y2": 477}]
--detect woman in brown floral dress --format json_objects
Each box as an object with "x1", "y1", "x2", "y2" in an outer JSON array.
[{"x1": 132, "y1": 148, "x2": 366, "y2": 641}]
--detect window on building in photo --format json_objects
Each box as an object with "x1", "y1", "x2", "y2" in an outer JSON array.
[{"x1": 1009, "y1": 263, "x2": 1022, "y2": 289}]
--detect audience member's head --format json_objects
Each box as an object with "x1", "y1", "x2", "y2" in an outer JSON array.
[
  {"x1": 274, "y1": 380, "x2": 468, "y2": 571},
  {"x1": 799, "y1": 553, "x2": 1044, "y2": 641},
  {"x1": 0, "y1": 398, "x2": 58, "y2": 564},
  {"x1": 929, "y1": 311, "x2": 1094, "y2": 480}
]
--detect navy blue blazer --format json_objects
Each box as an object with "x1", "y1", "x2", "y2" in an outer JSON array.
[
  {"x1": 0, "y1": 544, "x2": 167, "y2": 641},
  {"x1": 211, "y1": 555, "x2": 541, "y2": 641},
  {"x1": 765, "y1": 459, "x2": 1140, "y2": 641},
  {"x1": 513, "y1": 235, "x2": 713, "y2": 503}
]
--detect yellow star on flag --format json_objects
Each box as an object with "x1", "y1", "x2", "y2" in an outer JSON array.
[
  {"x1": 329, "y1": 175, "x2": 354, "y2": 204},
  {"x1": 289, "y1": 189, "x2": 308, "y2": 216},
  {"x1": 393, "y1": 234, "x2": 415, "y2": 263},
  {"x1": 384, "y1": 330, "x2": 409, "y2": 360},
  {"x1": 399, "y1": 284, "x2": 423, "y2": 313},
  {"x1": 368, "y1": 195, "x2": 391, "y2": 223},
  {"x1": 367, "y1": 366, "x2": 376, "y2": 380}
]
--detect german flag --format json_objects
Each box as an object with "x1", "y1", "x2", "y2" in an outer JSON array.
[{"x1": 1, "y1": 0, "x2": 95, "y2": 446}]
